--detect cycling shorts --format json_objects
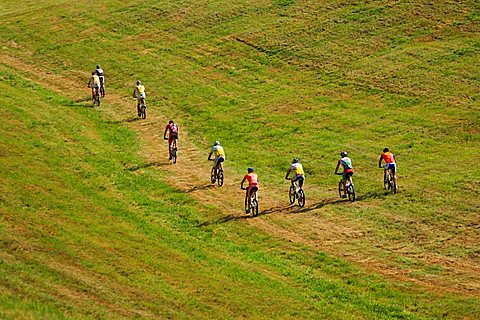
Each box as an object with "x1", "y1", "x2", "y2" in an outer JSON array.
[
  {"x1": 168, "y1": 133, "x2": 178, "y2": 144},
  {"x1": 247, "y1": 185, "x2": 258, "y2": 196},
  {"x1": 342, "y1": 171, "x2": 354, "y2": 180},
  {"x1": 215, "y1": 157, "x2": 225, "y2": 163},
  {"x1": 99, "y1": 76, "x2": 105, "y2": 85},
  {"x1": 385, "y1": 163, "x2": 397, "y2": 174},
  {"x1": 91, "y1": 84, "x2": 99, "y2": 89},
  {"x1": 292, "y1": 174, "x2": 304, "y2": 182}
]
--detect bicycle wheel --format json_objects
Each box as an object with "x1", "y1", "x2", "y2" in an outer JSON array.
[
  {"x1": 141, "y1": 105, "x2": 146, "y2": 119},
  {"x1": 210, "y1": 167, "x2": 216, "y2": 184},
  {"x1": 392, "y1": 178, "x2": 397, "y2": 194},
  {"x1": 95, "y1": 94, "x2": 100, "y2": 107},
  {"x1": 384, "y1": 172, "x2": 390, "y2": 190},
  {"x1": 217, "y1": 169, "x2": 224, "y2": 187},
  {"x1": 172, "y1": 148, "x2": 177, "y2": 164},
  {"x1": 289, "y1": 185, "x2": 296, "y2": 204},
  {"x1": 338, "y1": 181, "x2": 344, "y2": 198},
  {"x1": 252, "y1": 196, "x2": 259, "y2": 217},
  {"x1": 347, "y1": 184, "x2": 356, "y2": 202},
  {"x1": 297, "y1": 189, "x2": 305, "y2": 207},
  {"x1": 100, "y1": 86, "x2": 105, "y2": 98}
]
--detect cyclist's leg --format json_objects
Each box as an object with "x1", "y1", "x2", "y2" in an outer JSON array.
[{"x1": 391, "y1": 163, "x2": 398, "y2": 186}]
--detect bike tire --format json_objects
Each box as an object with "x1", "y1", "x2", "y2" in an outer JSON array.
[
  {"x1": 217, "y1": 170, "x2": 224, "y2": 187},
  {"x1": 338, "y1": 181, "x2": 344, "y2": 199},
  {"x1": 392, "y1": 178, "x2": 397, "y2": 194},
  {"x1": 252, "y1": 197, "x2": 259, "y2": 217},
  {"x1": 348, "y1": 185, "x2": 356, "y2": 202},
  {"x1": 141, "y1": 106, "x2": 146, "y2": 119},
  {"x1": 172, "y1": 149, "x2": 177, "y2": 164},
  {"x1": 289, "y1": 185, "x2": 296, "y2": 204},
  {"x1": 210, "y1": 167, "x2": 216, "y2": 184},
  {"x1": 298, "y1": 189, "x2": 305, "y2": 207}
]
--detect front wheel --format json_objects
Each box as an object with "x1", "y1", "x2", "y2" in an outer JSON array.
[
  {"x1": 210, "y1": 167, "x2": 216, "y2": 184},
  {"x1": 289, "y1": 185, "x2": 295, "y2": 204},
  {"x1": 338, "y1": 181, "x2": 344, "y2": 198},
  {"x1": 297, "y1": 189, "x2": 305, "y2": 207}
]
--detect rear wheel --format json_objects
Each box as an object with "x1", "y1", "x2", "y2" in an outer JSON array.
[
  {"x1": 297, "y1": 189, "x2": 305, "y2": 207},
  {"x1": 347, "y1": 184, "x2": 356, "y2": 202},
  {"x1": 141, "y1": 105, "x2": 146, "y2": 119},
  {"x1": 392, "y1": 177, "x2": 397, "y2": 194},
  {"x1": 289, "y1": 185, "x2": 295, "y2": 204},
  {"x1": 217, "y1": 169, "x2": 224, "y2": 187},
  {"x1": 252, "y1": 196, "x2": 259, "y2": 217},
  {"x1": 171, "y1": 147, "x2": 177, "y2": 164}
]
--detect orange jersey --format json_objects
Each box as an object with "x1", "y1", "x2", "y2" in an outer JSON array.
[
  {"x1": 243, "y1": 173, "x2": 259, "y2": 186},
  {"x1": 381, "y1": 152, "x2": 395, "y2": 164}
]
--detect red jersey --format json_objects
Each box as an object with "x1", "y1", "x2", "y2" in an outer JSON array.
[
  {"x1": 165, "y1": 123, "x2": 178, "y2": 135},
  {"x1": 381, "y1": 152, "x2": 395, "y2": 164},
  {"x1": 243, "y1": 173, "x2": 259, "y2": 186}
]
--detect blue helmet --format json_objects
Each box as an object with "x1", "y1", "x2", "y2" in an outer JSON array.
[
  {"x1": 214, "y1": 141, "x2": 220, "y2": 146},
  {"x1": 247, "y1": 167, "x2": 254, "y2": 173}
]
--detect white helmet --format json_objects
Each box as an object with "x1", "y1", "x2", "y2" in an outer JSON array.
[{"x1": 214, "y1": 141, "x2": 220, "y2": 146}]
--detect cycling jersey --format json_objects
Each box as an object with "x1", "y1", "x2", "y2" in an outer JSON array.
[
  {"x1": 290, "y1": 163, "x2": 304, "y2": 175},
  {"x1": 243, "y1": 173, "x2": 259, "y2": 187},
  {"x1": 381, "y1": 152, "x2": 395, "y2": 164},
  {"x1": 166, "y1": 123, "x2": 178, "y2": 135},
  {"x1": 96, "y1": 68, "x2": 104, "y2": 84},
  {"x1": 340, "y1": 157, "x2": 353, "y2": 172},
  {"x1": 211, "y1": 145, "x2": 225, "y2": 158},
  {"x1": 135, "y1": 85, "x2": 146, "y2": 98},
  {"x1": 91, "y1": 74, "x2": 100, "y2": 86}
]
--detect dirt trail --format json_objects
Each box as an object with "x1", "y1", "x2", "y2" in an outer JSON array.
[{"x1": 2, "y1": 53, "x2": 479, "y2": 297}]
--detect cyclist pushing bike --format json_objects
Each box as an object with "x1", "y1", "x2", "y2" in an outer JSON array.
[
  {"x1": 208, "y1": 141, "x2": 226, "y2": 173},
  {"x1": 95, "y1": 64, "x2": 105, "y2": 97},
  {"x1": 335, "y1": 151, "x2": 354, "y2": 198},
  {"x1": 379, "y1": 147, "x2": 398, "y2": 189},
  {"x1": 285, "y1": 158, "x2": 305, "y2": 191},
  {"x1": 87, "y1": 71, "x2": 101, "y2": 104},
  {"x1": 240, "y1": 167, "x2": 259, "y2": 214},
  {"x1": 133, "y1": 80, "x2": 146, "y2": 117},
  {"x1": 163, "y1": 120, "x2": 178, "y2": 160}
]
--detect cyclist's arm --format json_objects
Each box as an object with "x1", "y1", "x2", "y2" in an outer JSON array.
[
  {"x1": 240, "y1": 177, "x2": 246, "y2": 189},
  {"x1": 285, "y1": 168, "x2": 291, "y2": 179},
  {"x1": 87, "y1": 77, "x2": 92, "y2": 87},
  {"x1": 378, "y1": 155, "x2": 383, "y2": 168},
  {"x1": 208, "y1": 151, "x2": 213, "y2": 160},
  {"x1": 334, "y1": 160, "x2": 341, "y2": 173},
  {"x1": 163, "y1": 127, "x2": 169, "y2": 139},
  {"x1": 133, "y1": 89, "x2": 137, "y2": 98}
]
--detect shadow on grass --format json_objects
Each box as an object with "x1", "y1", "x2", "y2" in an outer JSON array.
[
  {"x1": 63, "y1": 98, "x2": 93, "y2": 108},
  {"x1": 124, "y1": 161, "x2": 167, "y2": 171},
  {"x1": 104, "y1": 117, "x2": 141, "y2": 124},
  {"x1": 197, "y1": 213, "x2": 250, "y2": 227},
  {"x1": 186, "y1": 184, "x2": 215, "y2": 193}
]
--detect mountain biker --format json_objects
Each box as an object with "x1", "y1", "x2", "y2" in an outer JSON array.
[
  {"x1": 95, "y1": 65, "x2": 105, "y2": 97},
  {"x1": 285, "y1": 158, "x2": 305, "y2": 192},
  {"x1": 379, "y1": 147, "x2": 398, "y2": 188},
  {"x1": 163, "y1": 120, "x2": 179, "y2": 160},
  {"x1": 133, "y1": 80, "x2": 146, "y2": 117},
  {"x1": 87, "y1": 71, "x2": 100, "y2": 102},
  {"x1": 240, "y1": 167, "x2": 259, "y2": 214},
  {"x1": 208, "y1": 141, "x2": 226, "y2": 173},
  {"x1": 335, "y1": 151, "x2": 354, "y2": 198}
]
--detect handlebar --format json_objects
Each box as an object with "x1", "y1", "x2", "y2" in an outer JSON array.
[{"x1": 240, "y1": 187, "x2": 247, "y2": 190}]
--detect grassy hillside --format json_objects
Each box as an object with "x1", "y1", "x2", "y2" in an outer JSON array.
[{"x1": 1, "y1": 0, "x2": 479, "y2": 319}]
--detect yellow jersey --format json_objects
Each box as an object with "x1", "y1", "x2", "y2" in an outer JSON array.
[
  {"x1": 91, "y1": 75, "x2": 100, "y2": 85},
  {"x1": 212, "y1": 145, "x2": 225, "y2": 158},
  {"x1": 290, "y1": 163, "x2": 304, "y2": 175}
]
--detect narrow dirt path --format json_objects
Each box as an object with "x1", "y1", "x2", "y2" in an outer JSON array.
[{"x1": 3, "y1": 53, "x2": 479, "y2": 297}]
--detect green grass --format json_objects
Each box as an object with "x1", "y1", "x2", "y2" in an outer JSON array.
[{"x1": 1, "y1": 0, "x2": 480, "y2": 318}]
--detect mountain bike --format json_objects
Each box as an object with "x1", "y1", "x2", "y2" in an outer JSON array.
[
  {"x1": 382, "y1": 166, "x2": 397, "y2": 194},
  {"x1": 139, "y1": 102, "x2": 146, "y2": 119},
  {"x1": 241, "y1": 187, "x2": 259, "y2": 217},
  {"x1": 336, "y1": 173, "x2": 355, "y2": 202},
  {"x1": 210, "y1": 160, "x2": 224, "y2": 187},
  {"x1": 288, "y1": 179, "x2": 305, "y2": 207},
  {"x1": 165, "y1": 137, "x2": 177, "y2": 164}
]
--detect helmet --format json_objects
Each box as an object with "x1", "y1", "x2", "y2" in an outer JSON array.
[
  {"x1": 214, "y1": 141, "x2": 220, "y2": 146},
  {"x1": 247, "y1": 167, "x2": 254, "y2": 173},
  {"x1": 136, "y1": 80, "x2": 141, "y2": 85},
  {"x1": 292, "y1": 158, "x2": 299, "y2": 164},
  {"x1": 340, "y1": 151, "x2": 347, "y2": 157},
  {"x1": 383, "y1": 147, "x2": 389, "y2": 152},
  {"x1": 96, "y1": 64, "x2": 101, "y2": 69},
  {"x1": 169, "y1": 120, "x2": 174, "y2": 124},
  {"x1": 91, "y1": 71, "x2": 96, "y2": 75}
]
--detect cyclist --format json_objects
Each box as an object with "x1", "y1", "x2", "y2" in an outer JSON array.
[
  {"x1": 163, "y1": 120, "x2": 179, "y2": 160},
  {"x1": 133, "y1": 80, "x2": 146, "y2": 117},
  {"x1": 87, "y1": 71, "x2": 100, "y2": 103},
  {"x1": 285, "y1": 158, "x2": 305, "y2": 193},
  {"x1": 240, "y1": 167, "x2": 259, "y2": 214},
  {"x1": 335, "y1": 151, "x2": 354, "y2": 198},
  {"x1": 208, "y1": 141, "x2": 226, "y2": 173},
  {"x1": 95, "y1": 65, "x2": 105, "y2": 97},
  {"x1": 379, "y1": 147, "x2": 398, "y2": 188}
]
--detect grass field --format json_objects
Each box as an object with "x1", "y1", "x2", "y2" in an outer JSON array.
[{"x1": 1, "y1": 0, "x2": 479, "y2": 319}]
